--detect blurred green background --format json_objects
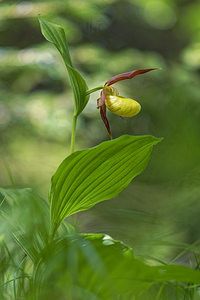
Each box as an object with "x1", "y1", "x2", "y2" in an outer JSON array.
[{"x1": 0, "y1": 0, "x2": 200, "y2": 262}]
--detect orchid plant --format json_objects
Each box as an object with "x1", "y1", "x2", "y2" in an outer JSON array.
[{"x1": 36, "y1": 16, "x2": 162, "y2": 239}]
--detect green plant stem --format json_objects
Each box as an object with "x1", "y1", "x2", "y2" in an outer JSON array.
[
  {"x1": 49, "y1": 114, "x2": 77, "y2": 242},
  {"x1": 85, "y1": 86, "x2": 104, "y2": 96},
  {"x1": 48, "y1": 224, "x2": 57, "y2": 243},
  {"x1": 70, "y1": 114, "x2": 77, "y2": 153}
]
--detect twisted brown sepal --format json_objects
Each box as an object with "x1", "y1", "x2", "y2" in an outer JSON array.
[
  {"x1": 105, "y1": 68, "x2": 158, "y2": 86},
  {"x1": 97, "y1": 89, "x2": 112, "y2": 139},
  {"x1": 100, "y1": 104, "x2": 112, "y2": 139}
]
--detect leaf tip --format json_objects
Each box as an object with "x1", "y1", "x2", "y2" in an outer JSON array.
[{"x1": 154, "y1": 136, "x2": 164, "y2": 145}]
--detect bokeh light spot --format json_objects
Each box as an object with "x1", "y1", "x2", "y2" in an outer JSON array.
[
  {"x1": 15, "y1": 1, "x2": 34, "y2": 16},
  {"x1": 182, "y1": 43, "x2": 200, "y2": 69},
  {"x1": 143, "y1": 1, "x2": 176, "y2": 30}
]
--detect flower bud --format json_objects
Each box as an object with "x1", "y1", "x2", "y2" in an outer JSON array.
[{"x1": 105, "y1": 95, "x2": 141, "y2": 117}]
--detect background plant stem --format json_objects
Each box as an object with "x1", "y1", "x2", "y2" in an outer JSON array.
[{"x1": 70, "y1": 114, "x2": 77, "y2": 153}]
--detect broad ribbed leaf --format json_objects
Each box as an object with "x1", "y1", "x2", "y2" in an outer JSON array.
[
  {"x1": 38, "y1": 16, "x2": 89, "y2": 115},
  {"x1": 50, "y1": 135, "x2": 162, "y2": 234}
]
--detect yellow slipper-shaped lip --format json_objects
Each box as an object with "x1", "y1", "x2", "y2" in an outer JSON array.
[{"x1": 105, "y1": 95, "x2": 141, "y2": 117}]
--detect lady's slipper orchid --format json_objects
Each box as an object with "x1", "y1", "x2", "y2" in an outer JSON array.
[{"x1": 97, "y1": 68, "x2": 157, "y2": 138}]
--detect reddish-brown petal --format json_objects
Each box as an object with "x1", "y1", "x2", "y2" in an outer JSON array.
[
  {"x1": 105, "y1": 68, "x2": 158, "y2": 86},
  {"x1": 97, "y1": 89, "x2": 106, "y2": 108},
  {"x1": 100, "y1": 104, "x2": 112, "y2": 139}
]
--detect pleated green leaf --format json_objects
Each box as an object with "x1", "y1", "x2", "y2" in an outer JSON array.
[
  {"x1": 38, "y1": 16, "x2": 89, "y2": 116},
  {"x1": 50, "y1": 135, "x2": 162, "y2": 234}
]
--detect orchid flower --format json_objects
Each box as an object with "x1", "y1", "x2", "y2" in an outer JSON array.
[{"x1": 97, "y1": 68, "x2": 157, "y2": 138}]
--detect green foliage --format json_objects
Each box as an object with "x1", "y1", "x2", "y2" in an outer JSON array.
[
  {"x1": 32, "y1": 233, "x2": 200, "y2": 300},
  {"x1": 0, "y1": 188, "x2": 49, "y2": 262},
  {"x1": 50, "y1": 135, "x2": 161, "y2": 235},
  {"x1": 38, "y1": 16, "x2": 89, "y2": 116}
]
